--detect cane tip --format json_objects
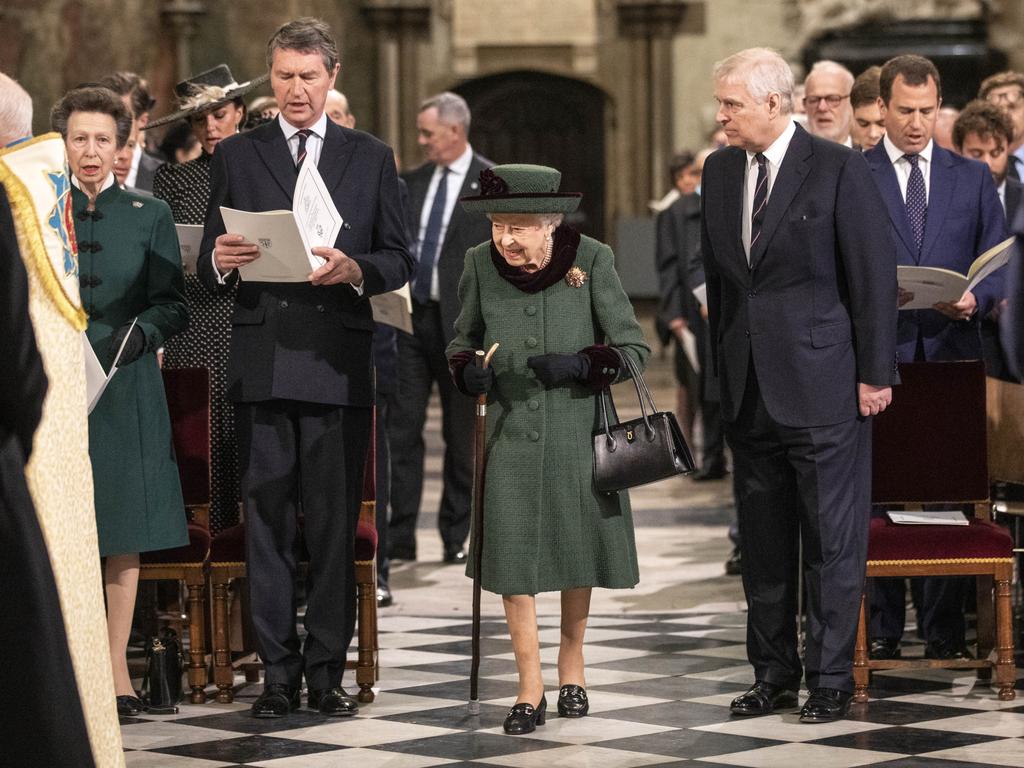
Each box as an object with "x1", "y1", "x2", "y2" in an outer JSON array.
[{"x1": 467, "y1": 699, "x2": 481, "y2": 715}]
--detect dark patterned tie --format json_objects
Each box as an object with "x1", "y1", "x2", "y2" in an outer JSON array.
[
  {"x1": 905, "y1": 154, "x2": 927, "y2": 255},
  {"x1": 748, "y1": 152, "x2": 768, "y2": 264},
  {"x1": 295, "y1": 128, "x2": 311, "y2": 170},
  {"x1": 412, "y1": 166, "x2": 450, "y2": 305}
]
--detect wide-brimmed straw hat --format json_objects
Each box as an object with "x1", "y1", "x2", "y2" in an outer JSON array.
[
  {"x1": 459, "y1": 164, "x2": 581, "y2": 214},
  {"x1": 144, "y1": 64, "x2": 268, "y2": 129}
]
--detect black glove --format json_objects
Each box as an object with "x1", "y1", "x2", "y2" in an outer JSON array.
[
  {"x1": 108, "y1": 323, "x2": 146, "y2": 366},
  {"x1": 462, "y1": 363, "x2": 495, "y2": 395},
  {"x1": 527, "y1": 353, "x2": 590, "y2": 387}
]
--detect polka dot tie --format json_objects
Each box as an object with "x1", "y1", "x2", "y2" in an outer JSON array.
[{"x1": 904, "y1": 154, "x2": 926, "y2": 256}]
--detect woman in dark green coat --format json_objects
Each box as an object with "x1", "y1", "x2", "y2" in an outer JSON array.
[
  {"x1": 447, "y1": 164, "x2": 650, "y2": 735},
  {"x1": 53, "y1": 86, "x2": 189, "y2": 717}
]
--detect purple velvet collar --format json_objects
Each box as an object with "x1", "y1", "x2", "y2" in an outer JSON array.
[{"x1": 489, "y1": 224, "x2": 581, "y2": 294}]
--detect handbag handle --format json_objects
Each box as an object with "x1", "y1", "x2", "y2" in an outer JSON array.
[{"x1": 597, "y1": 349, "x2": 657, "y2": 449}]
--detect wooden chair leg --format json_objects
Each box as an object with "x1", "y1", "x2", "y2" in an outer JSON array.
[
  {"x1": 212, "y1": 575, "x2": 235, "y2": 703},
  {"x1": 186, "y1": 578, "x2": 208, "y2": 704},
  {"x1": 976, "y1": 574, "x2": 994, "y2": 682},
  {"x1": 853, "y1": 592, "x2": 870, "y2": 703},
  {"x1": 995, "y1": 573, "x2": 1016, "y2": 701},
  {"x1": 355, "y1": 560, "x2": 376, "y2": 703}
]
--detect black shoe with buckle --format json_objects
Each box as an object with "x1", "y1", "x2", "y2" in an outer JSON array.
[
  {"x1": 443, "y1": 548, "x2": 467, "y2": 564},
  {"x1": 376, "y1": 584, "x2": 393, "y2": 607},
  {"x1": 557, "y1": 685, "x2": 589, "y2": 717},
  {"x1": 799, "y1": 687, "x2": 852, "y2": 723},
  {"x1": 869, "y1": 637, "x2": 901, "y2": 660},
  {"x1": 308, "y1": 687, "x2": 359, "y2": 716},
  {"x1": 503, "y1": 695, "x2": 547, "y2": 735},
  {"x1": 116, "y1": 694, "x2": 146, "y2": 717},
  {"x1": 730, "y1": 681, "x2": 799, "y2": 716},
  {"x1": 251, "y1": 684, "x2": 300, "y2": 718}
]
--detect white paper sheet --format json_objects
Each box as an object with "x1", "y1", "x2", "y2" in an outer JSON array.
[
  {"x1": 370, "y1": 283, "x2": 413, "y2": 334},
  {"x1": 680, "y1": 326, "x2": 700, "y2": 374},
  {"x1": 886, "y1": 510, "x2": 969, "y2": 526},
  {"x1": 84, "y1": 317, "x2": 138, "y2": 413},
  {"x1": 898, "y1": 236, "x2": 1015, "y2": 310},
  {"x1": 293, "y1": 162, "x2": 342, "y2": 269},
  {"x1": 221, "y1": 207, "x2": 313, "y2": 283},
  {"x1": 691, "y1": 282, "x2": 708, "y2": 308},
  {"x1": 175, "y1": 224, "x2": 204, "y2": 275}
]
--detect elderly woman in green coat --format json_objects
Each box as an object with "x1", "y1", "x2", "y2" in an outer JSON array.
[
  {"x1": 447, "y1": 164, "x2": 650, "y2": 735},
  {"x1": 52, "y1": 85, "x2": 189, "y2": 717}
]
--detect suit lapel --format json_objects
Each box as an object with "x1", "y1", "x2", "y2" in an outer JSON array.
[
  {"x1": 749, "y1": 125, "x2": 811, "y2": 269},
  {"x1": 722, "y1": 148, "x2": 746, "y2": 269},
  {"x1": 318, "y1": 120, "x2": 357, "y2": 193},
  {"x1": 441, "y1": 156, "x2": 486, "y2": 252},
  {"x1": 921, "y1": 146, "x2": 956, "y2": 264},
  {"x1": 865, "y1": 144, "x2": 919, "y2": 261},
  {"x1": 254, "y1": 123, "x2": 300, "y2": 201}
]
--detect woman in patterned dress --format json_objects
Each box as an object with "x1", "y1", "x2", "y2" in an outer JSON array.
[{"x1": 149, "y1": 65, "x2": 267, "y2": 533}]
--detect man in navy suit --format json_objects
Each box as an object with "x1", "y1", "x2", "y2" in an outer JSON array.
[
  {"x1": 864, "y1": 55, "x2": 1007, "y2": 661},
  {"x1": 701, "y1": 48, "x2": 897, "y2": 724},
  {"x1": 198, "y1": 18, "x2": 413, "y2": 719}
]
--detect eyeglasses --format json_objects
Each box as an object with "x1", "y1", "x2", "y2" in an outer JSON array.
[
  {"x1": 987, "y1": 90, "x2": 1024, "y2": 108},
  {"x1": 804, "y1": 94, "x2": 850, "y2": 109}
]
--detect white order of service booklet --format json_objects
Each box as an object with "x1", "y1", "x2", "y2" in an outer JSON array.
[
  {"x1": 175, "y1": 224, "x2": 204, "y2": 275},
  {"x1": 897, "y1": 236, "x2": 1015, "y2": 310},
  {"x1": 83, "y1": 317, "x2": 139, "y2": 414}
]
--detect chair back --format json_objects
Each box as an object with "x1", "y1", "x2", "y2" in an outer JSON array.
[
  {"x1": 162, "y1": 367, "x2": 212, "y2": 510},
  {"x1": 872, "y1": 360, "x2": 988, "y2": 505}
]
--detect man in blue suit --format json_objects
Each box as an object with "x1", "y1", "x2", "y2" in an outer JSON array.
[
  {"x1": 701, "y1": 48, "x2": 897, "y2": 724},
  {"x1": 864, "y1": 55, "x2": 1008, "y2": 661},
  {"x1": 198, "y1": 18, "x2": 413, "y2": 718}
]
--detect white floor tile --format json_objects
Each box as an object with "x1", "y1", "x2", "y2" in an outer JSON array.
[
  {"x1": 692, "y1": 713, "x2": 887, "y2": 742},
  {"x1": 918, "y1": 738, "x2": 1024, "y2": 767},
  {"x1": 911, "y1": 711, "x2": 1024, "y2": 738},
  {"x1": 251, "y1": 747, "x2": 457, "y2": 767},
  {"x1": 696, "y1": 742, "x2": 905, "y2": 767},
  {"x1": 120, "y1": 722, "x2": 249, "y2": 750},
  {"x1": 272, "y1": 718, "x2": 461, "y2": 747},
  {"x1": 480, "y1": 744, "x2": 676, "y2": 767}
]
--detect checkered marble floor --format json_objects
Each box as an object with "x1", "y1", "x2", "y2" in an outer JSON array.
[{"x1": 121, "y1": 604, "x2": 1024, "y2": 767}]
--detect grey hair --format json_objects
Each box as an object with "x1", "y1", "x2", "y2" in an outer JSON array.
[
  {"x1": 486, "y1": 213, "x2": 564, "y2": 227},
  {"x1": 805, "y1": 60, "x2": 855, "y2": 91},
  {"x1": 267, "y1": 17, "x2": 339, "y2": 72},
  {"x1": 50, "y1": 86, "x2": 133, "y2": 149},
  {"x1": 0, "y1": 72, "x2": 32, "y2": 144},
  {"x1": 419, "y1": 91, "x2": 471, "y2": 133},
  {"x1": 713, "y1": 47, "x2": 795, "y2": 115}
]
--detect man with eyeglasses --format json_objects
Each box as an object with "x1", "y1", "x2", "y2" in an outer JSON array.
[
  {"x1": 803, "y1": 60, "x2": 855, "y2": 146},
  {"x1": 979, "y1": 71, "x2": 1024, "y2": 180}
]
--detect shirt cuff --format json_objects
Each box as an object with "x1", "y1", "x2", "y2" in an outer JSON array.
[{"x1": 211, "y1": 251, "x2": 232, "y2": 285}]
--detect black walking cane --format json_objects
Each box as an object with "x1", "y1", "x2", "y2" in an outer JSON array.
[{"x1": 469, "y1": 342, "x2": 499, "y2": 714}]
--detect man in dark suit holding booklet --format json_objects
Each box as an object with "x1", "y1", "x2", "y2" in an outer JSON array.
[
  {"x1": 197, "y1": 17, "x2": 412, "y2": 719},
  {"x1": 864, "y1": 54, "x2": 1008, "y2": 662}
]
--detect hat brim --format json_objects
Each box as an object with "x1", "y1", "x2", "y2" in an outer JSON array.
[
  {"x1": 143, "y1": 74, "x2": 270, "y2": 129},
  {"x1": 459, "y1": 192, "x2": 582, "y2": 215}
]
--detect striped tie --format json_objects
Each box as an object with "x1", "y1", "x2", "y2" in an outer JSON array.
[
  {"x1": 295, "y1": 128, "x2": 311, "y2": 170},
  {"x1": 748, "y1": 152, "x2": 768, "y2": 264}
]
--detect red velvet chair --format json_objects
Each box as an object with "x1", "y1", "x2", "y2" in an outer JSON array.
[
  {"x1": 207, "y1": 414, "x2": 379, "y2": 703},
  {"x1": 853, "y1": 361, "x2": 1015, "y2": 703},
  {"x1": 139, "y1": 367, "x2": 212, "y2": 703}
]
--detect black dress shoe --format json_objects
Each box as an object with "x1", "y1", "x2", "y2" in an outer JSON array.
[
  {"x1": 252, "y1": 684, "x2": 300, "y2": 718},
  {"x1": 730, "y1": 681, "x2": 799, "y2": 716},
  {"x1": 389, "y1": 547, "x2": 416, "y2": 562},
  {"x1": 377, "y1": 584, "x2": 393, "y2": 607},
  {"x1": 692, "y1": 465, "x2": 728, "y2": 482},
  {"x1": 503, "y1": 695, "x2": 546, "y2": 735},
  {"x1": 869, "y1": 637, "x2": 901, "y2": 660},
  {"x1": 308, "y1": 687, "x2": 359, "y2": 716},
  {"x1": 443, "y1": 548, "x2": 467, "y2": 564},
  {"x1": 557, "y1": 684, "x2": 589, "y2": 717},
  {"x1": 799, "y1": 687, "x2": 852, "y2": 723},
  {"x1": 925, "y1": 640, "x2": 973, "y2": 660},
  {"x1": 724, "y1": 547, "x2": 742, "y2": 576},
  {"x1": 116, "y1": 695, "x2": 145, "y2": 717}
]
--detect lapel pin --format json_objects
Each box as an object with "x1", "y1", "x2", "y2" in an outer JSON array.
[
  {"x1": 132, "y1": 201, "x2": 143, "y2": 208},
  {"x1": 470, "y1": 181, "x2": 479, "y2": 191}
]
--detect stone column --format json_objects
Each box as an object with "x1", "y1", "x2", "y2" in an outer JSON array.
[
  {"x1": 615, "y1": 0, "x2": 691, "y2": 213},
  {"x1": 161, "y1": 0, "x2": 207, "y2": 82},
  {"x1": 361, "y1": 0, "x2": 431, "y2": 164}
]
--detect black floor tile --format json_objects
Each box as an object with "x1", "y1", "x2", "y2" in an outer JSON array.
[
  {"x1": 599, "y1": 727, "x2": 782, "y2": 758},
  {"x1": 591, "y1": 652, "x2": 726, "y2": 676},
  {"x1": 813, "y1": 725, "x2": 1001, "y2": 755},
  {"x1": 400, "y1": 657, "x2": 521, "y2": 677},
  {"x1": 152, "y1": 735, "x2": 342, "y2": 763},
  {"x1": 380, "y1": 702, "x2": 511, "y2": 731},
  {"x1": 399, "y1": 637, "x2": 518, "y2": 657},
  {"x1": 845, "y1": 699, "x2": 986, "y2": 726},
  {"x1": 374, "y1": 731, "x2": 557, "y2": 760},
  {"x1": 588, "y1": 633, "x2": 734, "y2": 653},
  {"x1": 591, "y1": 674, "x2": 746, "y2": 701},
  {"x1": 173, "y1": 708, "x2": 333, "y2": 734},
  {"x1": 391, "y1": 677, "x2": 517, "y2": 702},
  {"x1": 591, "y1": 700, "x2": 737, "y2": 728}
]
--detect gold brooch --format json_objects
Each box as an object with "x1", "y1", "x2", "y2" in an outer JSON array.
[{"x1": 565, "y1": 266, "x2": 587, "y2": 288}]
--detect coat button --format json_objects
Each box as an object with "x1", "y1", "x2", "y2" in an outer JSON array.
[
  {"x1": 745, "y1": 330, "x2": 750, "y2": 337},
  {"x1": 747, "y1": 290, "x2": 756, "y2": 298},
  {"x1": 525, "y1": 306, "x2": 537, "y2": 316},
  {"x1": 525, "y1": 337, "x2": 538, "y2": 348},
  {"x1": 528, "y1": 430, "x2": 540, "y2": 442},
  {"x1": 279, "y1": 300, "x2": 289, "y2": 308},
  {"x1": 316, "y1": 304, "x2": 325, "y2": 312},
  {"x1": 528, "y1": 399, "x2": 539, "y2": 411}
]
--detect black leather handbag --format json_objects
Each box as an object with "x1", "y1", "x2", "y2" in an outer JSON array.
[
  {"x1": 141, "y1": 628, "x2": 183, "y2": 714},
  {"x1": 593, "y1": 350, "x2": 695, "y2": 493}
]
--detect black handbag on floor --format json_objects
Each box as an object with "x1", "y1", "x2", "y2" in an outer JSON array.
[
  {"x1": 141, "y1": 628, "x2": 183, "y2": 714},
  {"x1": 593, "y1": 349, "x2": 695, "y2": 493}
]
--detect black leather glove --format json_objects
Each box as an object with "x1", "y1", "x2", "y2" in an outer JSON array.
[
  {"x1": 527, "y1": 353, "x2": 590, "y2": 387},
  {"x1": 462, "y1": 364, "x2": 495, "y2": 395},
  {"x1": 108, "y1": 323, "x2": 146, "y2": 366}
]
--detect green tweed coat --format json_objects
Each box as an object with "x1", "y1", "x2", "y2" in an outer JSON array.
[
  {"x1": 447, "y1": 230, "x2": 650, "y2": 595},
  {"x1": 74, "y1": 182, "x2": 189, "y2": 557}
]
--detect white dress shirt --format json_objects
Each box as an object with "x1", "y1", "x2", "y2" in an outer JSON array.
[
  {"x1": 742, "y1": 120, "x2": 797, "y2": 262},
  {"x1": 71, "y1": 172, "x2": 116, "y2": 196},
  {"x1": 998, "y1": 179, "x2": 1007, "y2": 213},
  {"x1": 417, "y1": 143, "x2": 474, "y2": 301},
  {"x1": 126, "y1": 143, "x2": 143, "y2": 189},
  {"x1": 882, "y1": 134, "x2": 933, "y2": 203}
]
